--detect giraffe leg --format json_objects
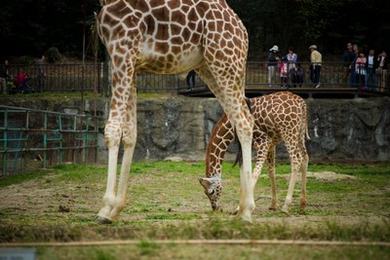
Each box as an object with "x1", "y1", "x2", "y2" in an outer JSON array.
[
  {"x1": 299, "y1": 145, "x2": 309, "y2": 212},
  {"x1": 266, "y1": 145, "x2": 278, "y2": 210},
  {"x1": 237, "y1": 127, "x2": 254, "y2": 222},
  {"x1": 97, "y1": 140, "x2": 119, "y2": 224},
  {"x1": 281, "y1": 145, "x2": 303, "y2": 214},
  {"x1": 109, "y1": 84, "x2": 137, "y2": 220},
  {"x1": 197, "y1": 65, "x2": 255, "y2": 222},
  {"x1": 253, "y1": 133, "x2": 272, "y2": 184},
  {"x1": 97, "y1": 56, "x2": 135, "y2": 223}
]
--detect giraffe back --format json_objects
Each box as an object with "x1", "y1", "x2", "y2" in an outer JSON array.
[
  {"x1": 250, "y1": 91, "x2": 308, "y2": 143},
  {"x1": 96, "y1": 0, "x2": 247, "y2": 74}
]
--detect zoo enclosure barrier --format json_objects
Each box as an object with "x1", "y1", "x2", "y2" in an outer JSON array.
[
  {"x1": 1, "y1": 62, "x2": 389, "y2": 94},
  {"x1": 0, "y1": 105, "x2": 104, "y2": 176},
  {"x1": 178, "y1": 61, "x2": 390, "y2": 92}
]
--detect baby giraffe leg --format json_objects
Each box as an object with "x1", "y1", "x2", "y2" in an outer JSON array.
[
  {"x1": 266, "y1": 146, "x2": 278, "y2": 210},
  {"x1": 252, "y1": 134, "x2": 272, "y2": 184}
]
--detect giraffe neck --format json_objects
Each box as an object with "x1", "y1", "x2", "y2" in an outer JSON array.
[{"x1": 205, "y1": 114, "x2": 235, "y2": 178}]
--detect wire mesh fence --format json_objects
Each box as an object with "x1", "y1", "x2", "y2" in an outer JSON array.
[{"x1": 0, "y1": 105, "x2": 104, "y2": 176}]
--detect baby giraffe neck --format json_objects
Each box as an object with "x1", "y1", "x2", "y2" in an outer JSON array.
[{"x1": 205, "y1": 114, "x2": 235, "y2": 178}]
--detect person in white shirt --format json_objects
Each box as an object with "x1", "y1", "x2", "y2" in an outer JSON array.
[
  {"x1": 377, "y1": 51, "x2": 388, "y2": 92},
  {"x1": 366, "y1": 49, "x2": 377, "y2": 90}
]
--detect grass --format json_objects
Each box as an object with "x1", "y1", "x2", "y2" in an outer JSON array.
[
  {"x1": 0, "y1": 161, "x2": 389, "y2": 259},
  {"x1": 36, "y1": 244, "x2": 390, "y2": 260}
]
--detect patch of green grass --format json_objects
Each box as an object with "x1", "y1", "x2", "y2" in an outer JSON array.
[
  {"x1": 52, "y1": 164, "x2": 106, "y2": 182},
  {"x1": 145, "y1": 212, "x2": 200, "y2": 221},
  {"x1": 1, "y1": 161, "x2": 390, "y2": 245},
  {"x1": 137, "y1": 240, "x2": 160, "y2": 256},
  {"x1": 37, "y1": 244, "x2": 390, "y2": 260},
  {"x1": 0, "y1": 170, "x2": 50, "y2": 188}
]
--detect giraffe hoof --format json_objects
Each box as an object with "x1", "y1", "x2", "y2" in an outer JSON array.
[
  {"x1": 281, "y1": 208, "x2": 290, "y2": 216},
  {"x1": 231, "y1": 205, "x2": 240, "y2": 215},
  {"x1": 231, "y1": 207, "x2": 240, "y2": 215},
  {"x1": 239, "y1": 211, "x2": 253, "y2": 223},
  {"x1": 96, "y1": 215, "x2": 112, "y2": 224}
]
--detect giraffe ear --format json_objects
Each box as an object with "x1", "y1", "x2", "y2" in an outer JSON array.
[{"x1": 198, "y1": 177, "x2": 212, "y2": 190}]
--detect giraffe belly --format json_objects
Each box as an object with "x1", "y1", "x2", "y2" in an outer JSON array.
[{"x1": 137, "y1": 43, "x2": 203, "y2": 74}]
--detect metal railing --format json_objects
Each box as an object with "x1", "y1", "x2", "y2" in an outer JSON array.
[
  {"x1": 2, "y1": 63, "x2": 106, "y2": 94},
  {"x1": 178, "y1": 62, "x2": 390, "y2": 92},
  {"x1": 1, "y1": 61, "x2": 389, "y2": 94},
  {"x1": 0, "y1": 105, "x2": 104, "y2": 176},
  {"x1": 245, "y1": 61, "x2": 388, "y2": 89}
]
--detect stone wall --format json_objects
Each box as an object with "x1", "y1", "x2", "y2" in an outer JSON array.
[
  {"x1": 132, "y1": 96, "x2": 390, "y2": 162},
  {"x1": 2, "y1": 94, "x2": 389, "y2": 162}
]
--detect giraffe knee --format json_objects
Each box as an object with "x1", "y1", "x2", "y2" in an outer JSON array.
[
  {"x1": 103, "y1": 193, "x2": 116, "y2": 207},
  {"x1": 104, "y1": 122, "x2": 121, "y2": 148},
  {"x1": 121, "y1": 125, "x2": 136, "y2": 147},
  {"x1": 114, "y1": 197, "x2": 127, "y2": 210}
]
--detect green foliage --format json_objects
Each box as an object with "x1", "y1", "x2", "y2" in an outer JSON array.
[
  {"x1": 1, "y1": 0, "x2": 388, "y2": 59},
  {"x1": 45, "y1": 47, "x2": 62, "y2": 63},
  {"x1": 228, "y1": 0, "x2": 390, "y2": 57}
]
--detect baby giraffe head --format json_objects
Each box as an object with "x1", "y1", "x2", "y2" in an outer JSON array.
[{"x1": 198, "y1": 176, "x2": 223, "y2": 211}]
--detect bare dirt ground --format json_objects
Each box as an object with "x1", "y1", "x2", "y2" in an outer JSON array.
[{"x1": 0, "y1": 162, "x2": 389, "y2": 259}]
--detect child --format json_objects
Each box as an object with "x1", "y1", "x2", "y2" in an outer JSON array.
[
  {"x1": 279, "y1": 56, "x2": 288, "y2": 87},
  {"x1": 355, "y1": 52, "x2": 367, "y2": 89},
  {"x1": 290, "y1": 63, "x2": 304, "y2": 88}
]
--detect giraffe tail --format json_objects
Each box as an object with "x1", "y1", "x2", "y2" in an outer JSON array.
[
  {"x1": 303, "y1": 103, "x2": 310, "y2": 140},
  {"x1": 305, "y1": 122, "x2": 310, "y2": 140}
]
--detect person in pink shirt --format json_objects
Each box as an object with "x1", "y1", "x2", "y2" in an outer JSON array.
[
  {"x1": 355, "y1": 52, "x2": 367, "y2": 89},
  {"x1": 279, "y1": 56, "x2": 288, "y2": 87}
]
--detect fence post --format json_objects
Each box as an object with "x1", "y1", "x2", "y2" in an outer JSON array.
[
  {"x1": 43, "y1": 112, "x2": 48, "y2": 168},
  {"x1": 2, "y1": 109, "x2": 8, "y2": 176},
  {"x1": 58, "y1": 114, "x2": 64, "y2": 164},
  {"x1": 82, "y1": 117, "x2": 88, "y2": 163}
]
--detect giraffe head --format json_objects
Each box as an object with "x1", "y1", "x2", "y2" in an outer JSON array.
[{"x1": 198, "y1": 176, "x2": 223, "y2": 211}]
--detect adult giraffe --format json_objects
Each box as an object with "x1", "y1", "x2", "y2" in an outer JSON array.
[{"x1": 96, "y1": 0, "x2": 255, "y2": 223}]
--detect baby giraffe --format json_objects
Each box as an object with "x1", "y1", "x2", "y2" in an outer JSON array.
[{"x1": 199, "y1": 91, "x2": 309, "y2": 214}]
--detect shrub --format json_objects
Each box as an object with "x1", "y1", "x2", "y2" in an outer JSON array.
[{"x1": 45, "y1": 47, "x2": 62, "y2": 63}]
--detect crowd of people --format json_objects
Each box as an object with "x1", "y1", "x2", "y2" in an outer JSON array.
[
  {"x1": 266, "y1": 43, "x2": 389, "y2": 91},
  {"x1": 343, "y1": 43, "x2": 388, "y2": 92},
  {"x1": 267, "y1": 45, "x2": 322, "y2": 88}
]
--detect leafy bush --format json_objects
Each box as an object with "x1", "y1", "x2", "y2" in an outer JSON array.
[{"x1": 45, "y1": 47, "x2": 62, "y2": 63}]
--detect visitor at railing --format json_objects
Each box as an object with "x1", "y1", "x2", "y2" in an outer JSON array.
[
  {"x1": 36, "y1": 55, "x2": 46, "y2": 93},
  {"x1": 12, "y1": 70, "x2": 33, "y2": 94},
  {"x1": 0, "y1": 60, "x2": 10, "y2": 94},
  {"x1": 267, "y1": 45, "x2": 280, "y2": 87},
  {"x1": 279, "y1": 56, "x2": 288, "y2": 88},
  {"x1": 186, "y1": 70, "x2": 196, "y2": 90},
  {"x1": 289, "y1": 63, "x2": 305, "y2": 88},
  {"x1": 355, "y1": 52, "x2": 367, "y2": 90},
  {"x1": 366, "y1": 49, "x2": 378, "y2": 91},
  {"x1": 309, "y1": 45, "x2": 322, "y2": 88},
  {"x1": 286, "y1": 47, "x2": 298, "y2": 72},
  {"x1": 377, "y1": 51, "x2": 388, "y2": 92},
  {"x1": 343, "y1": 42, "x2": 356, "y2": 86}
]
